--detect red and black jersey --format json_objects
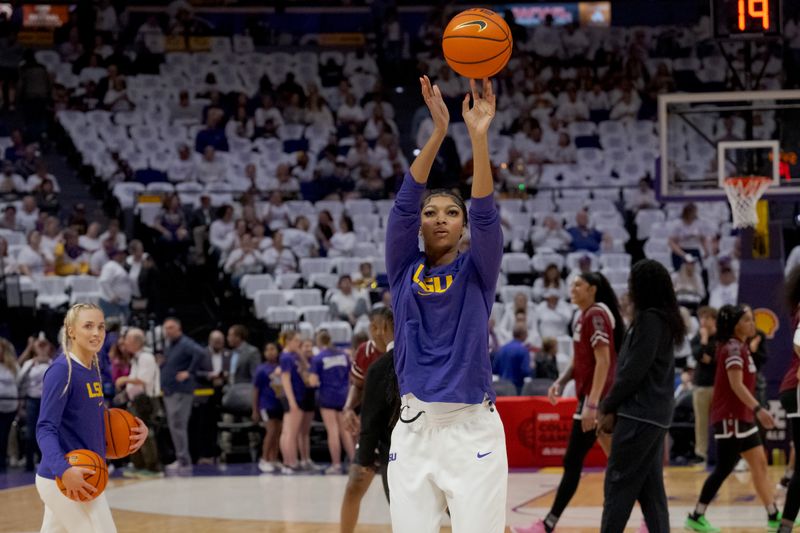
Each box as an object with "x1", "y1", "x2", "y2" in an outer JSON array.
[
  {"x1": 572, "y1": 303, "x2": 617, "y2": 398},
  {"x1": 780, "y1": 308, "x2": 800, "y2": 393},
  {"x1": 350, "y1": 340, "x2": 384, "y2": 383},
  {"x1": 711, "y1": 338, "x2": 756, "y2": 424}
]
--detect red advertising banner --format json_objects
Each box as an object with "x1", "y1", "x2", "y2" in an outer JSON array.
[{"x1": 495, "y1": 396, "x2": 607, "y2": 468}]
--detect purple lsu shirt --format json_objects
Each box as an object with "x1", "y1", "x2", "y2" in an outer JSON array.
[
  {"x1": 310, "y1": 348, "x2": 350, "y2": 409},
  {"x1": 386, "y1": 172, "x2": 503, "y2": 404},
  {"x1": 37, "y1": 354, "x2": 106, "y2": 479}
]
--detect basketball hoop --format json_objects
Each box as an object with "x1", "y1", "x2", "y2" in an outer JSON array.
[{"x1": 723, "y1": 176, "x2": 772, "y2": 229}]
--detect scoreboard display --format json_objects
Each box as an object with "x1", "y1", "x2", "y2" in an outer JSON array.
[{"x1": 711, "y1": 0, "x2": 782, "y2": 39}]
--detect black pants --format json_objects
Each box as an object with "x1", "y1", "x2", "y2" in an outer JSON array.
[
  {"x1": 550, "y1": 418, "x2": 598, "y2": 518},
  {"x1": 782, "y1": 389, "x2": 800, "y2": 522},
  {"x1": 25, "y1": 398, "x2": 41, "y2": 471},
  {"x1": 601, "y1": 417, "x2": 669, "y2": 533},
  {"x1": 698, "y1": 424, "x2": 761, "y2": 506},
  {"x1": 0, "y1": 411, "x2": 15, "y2": 472}
]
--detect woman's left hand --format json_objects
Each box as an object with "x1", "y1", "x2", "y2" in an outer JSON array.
[
  {"x1": 462, "y1": 78, "x2": 495, "y2": 138},
  {"x1": 129, "y1": 417, "x2": 149, "y2": 453}
]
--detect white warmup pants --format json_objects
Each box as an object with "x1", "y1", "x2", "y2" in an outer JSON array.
[
  {"x1": 35, "y1": 475, "x2": 117, "y2": 533},
  {"x1": 388, "y1": 394, "x2": 508, "y2": 533}
]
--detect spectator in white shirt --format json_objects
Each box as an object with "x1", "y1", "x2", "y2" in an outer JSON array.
[
  {"x1": 95, "y1": 0, "x2": 119, "y2": 35},
  {"x1": 610, "y1": 90, "x2": 641, "y2": 121},
  {"x1": 304, "y1": 92, "x2": 335, "y2": 129},
  {"x1": 16, "y1": 196, "x2": 39, "y2": 233},
  {"x1": 167, "y1": 144, "x2": 196, "y2": 183},
  {"x1": 346, "y1": 135, "x2": 375, "y2": 169},
  {"x1": 282, "y1": 216, "x2": 318, "y2": 259},
  {"x1": 328, "y1": 215, "x2": 356, "y2": 257},
  {"x1": 584, "y1": 83, "x2": 610, "y2": 113},
  {"x1": 0, "y1": 161, "x2": 26, "y2": 195},
  {"x1": 0, "y1": 205, "x2": 23, "y2": 232},
  {"x1": 126, "y1": 240, "x2": 147, "y2": 298},
  {"x1": 625, "y1": 177, "x2": 658, "y2": 213},
  {"x1": 668, "y1": 203, "x2": 709, "y2": 270},
  {"x1": 531, "y1": 15, "x2": 561, "y2": 58},
  {"x1": 532, "y1": 215, "x2": 571, "y2": 251},
  {"x1": 226, "y1": 106, "x2": 255, "y2": 141},
  {"x1": 551, "y1": 132, "x2": 577, "y2": 164},
  {"x1": 195, "y1": 146, "x2": 226, "y2": 186},
  {"x1": 78, "y1": 222, "x2": 103, "y2": 253},
  {"x1": 255, "y1": 94, "x2": 284, "y2": 130},
  {"x1": 224, "y1": 233, "x2": 269, "y2": 285},
  {"x1": 344, "y1": 48, "x2": 379, "y2": 76},
  {"x1": 0, "y1": 237, "x2": 16, "y2": 274},
  {"x1": 209, "y1": 205, "x2": 236, "y2": 257},
  {"x1": 672, "y1": 256, "x2": 706, "y2": 309},
  {"x1": 39, "y1": 217, "x2": 61, "y2": 258},
  {"x1": 363, "y1": 104, "x2": 399, "y2": 142},
  {"x1": 328, "y1": 275, "x2": 370, "y2": 326},
  {"x1": 104, "y1": 77, "x2": 134, "y2": 112},
  {"x1": 98, "y1": 249, "x2": 133, "y2": 323},
  {"x1": 99, "y1": 219, "x2": 127, "y2": 252},
  {"x1": 275, "y1": 164, "x2": 300, "y2": 195},
  {"x1": 26, "y1": 161, "x2": 59, "y2": 193},
  {"x1": 337, "y1": 93, "x2": 366, "y2": 126},
  {"x1": 170, "y1": 91, "x2": 201, "y2": 124},
  {"x1": 555, "y1": 85, "x2": 590, "y2": 124},
  {"x1": 561, "y1": 22, "x2": 590, "y2": 60},
  {"x1": 434, "y1": 64, "x2": 463, "y2": 99},
  {"x1": 536, "y1": 288, "x2": 574, "y2": 338},
  {"x1": 709, "y1": 266, "x2": 739, "y2": 309},
  {"x1": 90, "y1": 237, "x2": 115, "y2": 276},
  {"x1": 262, "y1": 230, "x2": 297, "y2": 275},
  {"x1": 533, "y1": 263, "x2": 568, "y2": 302},
  {"x1": 262, "y1": 190, "x2": 291, "y2": 231},
  {"x1": 135, "y1": 15, "x2": 165, "y2": 54},
  {"x1": 16, "y1": 230, "x2": 53, "y2": 276},
  {"x1": 499, "y1": 292, "x2": 539, "y2": 342}
]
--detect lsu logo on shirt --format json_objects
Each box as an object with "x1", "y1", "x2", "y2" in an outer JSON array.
[
  {"x1": 412, "y1": 263, "x2": 453, "y2": 296},
  {"x1": 86, "y1": 381, "x2": 103, "y2": 399}
]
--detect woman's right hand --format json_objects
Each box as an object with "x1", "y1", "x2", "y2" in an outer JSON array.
[
  {"x1": 757, "y1": 408, "x2": 776, "y2": 429},
  {"x1": 60, "y1": 466, "x2": 96, "y2": 501},
  {"x1": 547, "y1": 382, "x2": 562, "y2": 406},
  {"x1": 420, "y1": 75, "x2": 449, "y2": 134}
]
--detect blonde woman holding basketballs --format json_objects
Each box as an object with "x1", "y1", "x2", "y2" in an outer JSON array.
[{"x1": 36, "y1": 303, "x2": 148, "y2": 533}]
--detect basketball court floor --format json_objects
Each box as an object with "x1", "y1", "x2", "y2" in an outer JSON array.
[{"x1": 0, "y1": 464, "x2": 788, "y2": 531}]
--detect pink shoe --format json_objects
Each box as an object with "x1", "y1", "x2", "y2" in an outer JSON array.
[
  {"x1": 637, "y1": 520, "x2": 649, "y2": 533},
  {"x1": 511, "y1": 520, "x2": 548, "y2": 533}
]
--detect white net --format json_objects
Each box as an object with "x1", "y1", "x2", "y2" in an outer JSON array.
[{"x1": 722, "y1": 177, "x2": 772, "y2": 229}]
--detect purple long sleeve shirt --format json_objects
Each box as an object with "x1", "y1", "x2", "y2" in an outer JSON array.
[
  {"x1": 386, "y1": 172, "x2": 503, "y2": 404},
  {"x1": 36, "y1": 354, "x2": 106, "y2": 479}
]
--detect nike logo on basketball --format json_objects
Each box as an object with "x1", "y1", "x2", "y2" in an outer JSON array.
[
  {"x1": 455, "y1": 20, "x2": 488, "y2": 32},
  {"x1": 477, "y1": 451, "x2": 492, "y2": 459}
]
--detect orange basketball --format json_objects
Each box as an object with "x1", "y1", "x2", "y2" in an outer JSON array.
[
  {"x1": 56, "y1": 449, "x2": 108, "y2": 502},
  {"x1": 104, "y1": 408, "x2": 138, "y2": 459},
  {"x1": 442, "y1": 8, "x2": 513, "y2": 79}
]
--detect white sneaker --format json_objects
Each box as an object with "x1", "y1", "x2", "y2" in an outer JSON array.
[
  {"x1": 165, "y1": 461, "x2": 181, "y2": 471},
  {"x1": 280, "y1": 465, "x2": 300, "y2": 475},
  {"x1": 324, "y1": 464, "x2": 342, "y2": 475},
  {"x1": 258, "y1": 459, "x2": 275, "y2": 473},
  {"x1": 734, "y1": 458, "x2": 749, "y2": 472}
]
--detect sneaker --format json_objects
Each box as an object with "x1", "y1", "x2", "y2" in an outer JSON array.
[
  {"x1": 280, "y1": 465, "x2": 300, "y2": 475},
  {"x1": 685, "y1": 514, "x2": 720, "y2": 533},
  {"x1": 511, "y1": 520, "x2": 548, "y2": 533},
  {"x1": 734, "y1": 458, "x2": 749, "y2": 472},
  {"x1": 324, "y1": 464, "x2": 342, "y2": 475},
  {"x1": 165, "y1": 461, "x2": 181, "y2": 472},
  {"x1": 121, "y1": 468, "x2": 141, "y2": 479},
  {"x1": 136, "y1": 470, "x2": 164, "y2": 479},
  {"x1": 258, "y1": 459, "x2": 275, "y2": 473}
]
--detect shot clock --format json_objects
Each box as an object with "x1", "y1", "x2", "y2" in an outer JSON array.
[{"x1": 711, "y1": 0, "x2": 782, "y2": 39}]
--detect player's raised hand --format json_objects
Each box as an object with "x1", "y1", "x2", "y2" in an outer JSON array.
[
  {"x1": 420, "y1": 75, "x2": 449, "y2": 134},
  {"x1": 462, "y1": 78, "x2": 495, "y2": 138}
]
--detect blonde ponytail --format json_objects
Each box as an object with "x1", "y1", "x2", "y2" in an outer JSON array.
[{"x1": 60, "y1": 302, "x2": 103, "y2": 396}]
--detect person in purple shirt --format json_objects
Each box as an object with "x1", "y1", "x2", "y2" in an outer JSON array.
[
  {"x1": 252, "y1": 341, "x2": 284, "y2": 474},
  {"x1": 309, "y1": 329, "x2": 354, "y2": 474},
  {"x1": 385, "y1": 76, "x2": 507, "y2": 533},
  {"x1": 36, "y1": 303, "x2": 147, "y2": 533},
  {"x1": 278, "y1": 330, "x2": 305, "y2": 474}
]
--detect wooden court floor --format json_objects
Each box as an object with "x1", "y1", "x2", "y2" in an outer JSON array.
[{"x1": 1, "y1": 466, "x2": 788, "y2": 532}]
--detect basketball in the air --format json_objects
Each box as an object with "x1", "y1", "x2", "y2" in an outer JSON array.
[
  {"x1": 442, "y1": 8, "x2": 512, "y2": 79},
  {"x1": 104, "y1": 408, "x2": 138, "y2": 459},
  {"x1": 56, "y1": 449, "x2": 108, "y2": 502}
]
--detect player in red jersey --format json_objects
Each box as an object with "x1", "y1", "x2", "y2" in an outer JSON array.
[
  {"x1": 778, "y1": 267, "x2": 800, "y2": 533},
  {"x1": 513, "y1": 272, "x2": 623, "y2": 533},
  {"x1": 685, "y1": 305, "x2": 778, "y2": 533}
]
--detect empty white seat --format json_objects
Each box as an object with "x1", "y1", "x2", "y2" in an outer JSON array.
[
  {"x1": 299, "y1": 258, "x2": 335, "y2": 277},
  {"x1": 265, "y1": 306, "x2": 301, "y2": 326},
  {"x1": 300, "y1": 305, "x2": 330, "y2": 329},
  {"x1": 253, "y1": 290, "x2": 289, "y2": 318},
  {"x1": 336, "y1": 257, "x2": 371, "y2": 276},
  {"x1": 345, "y1": 199, "x2": 375, "y2": 216},
  {"x1": 289, "y1": 288, "x2": 323, "y2": 306},
  {"x1": 239, "y1": 274, "x2": 274, "y2": 300},
  {"x1": 35, "y1": 277, "x2": 70, "y2": 309},
  {"x1": 307, "y1": 273, "x2": 340, "y2": 290},
  {"x1": 532, "y1": 253, "x2": 565, "y2": 272},
  {"x1": 601, "y1": 268, "x2": 630, "y2": 285},
  {"x1": 318, "y1": 321, "x2": 353, "y2": 346},
  {"x1": 501, "y1": 253, "x2": 532, "y2": 274},
  {"x1": 70, "y1": 291, "x2": 102, "y2": 305},
  {"x1": 68, "y1": 275, "x2": 100, "y2": 294},
  {"x1": 566, "y1": 252, "x2": 598, "y2": 271},
  {"x1": 274, "y1": 273, "x2": 302, "y2": 290},
  {"x1": 599, "y1": 253, "x2": 632, "y2": 270}
]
